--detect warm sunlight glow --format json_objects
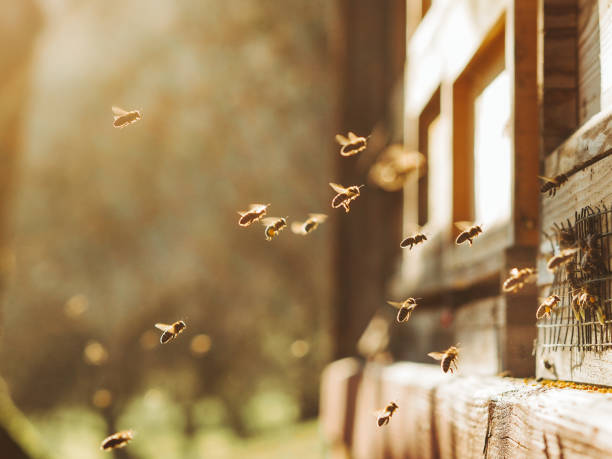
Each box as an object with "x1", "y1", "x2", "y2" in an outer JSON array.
[{"x1": 473, "y1": 70, "x2": 511, "y2": 227}]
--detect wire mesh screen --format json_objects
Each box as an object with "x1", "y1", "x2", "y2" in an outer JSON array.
[{"x1": 538, "y1": 205, "x2": 612, "y2": 353}]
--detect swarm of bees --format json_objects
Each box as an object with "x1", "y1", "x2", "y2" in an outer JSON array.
[
  {"x1": 291, "y1": 214, "x2": 327, "y2": 235},
  {"x1": 502, "y1": 267, "x2": 537, "y2": 293},
  {"x1": 329, "y1": 182, "x2": 364, "y2": 213},
  {"x1": 100, "y1": 430, "x2": 134, "y2": 451},
  {"x1": 376, "y1": 401, "x2": 399, "y2": 427},
  {"x1": 400, "y1": 232, "x2": 427, "y2": 250},
  {"x1": 428, "y1": 345, "x2": 460, "y2": 374},
  {"x1": 386, "y1": 298, "x2": 420, "y2": 323},
  {"x1": 539, "y1": 174, "x2": 568, "y2": 197},
  {"x1": 335, "y1": 131, "x2": 369, "y2": 157},
  {"x1": 155, "y1": 320, "x2": 187, "y2": 344},
  {"x1": 580, "y1": 234, "x2": 607, "y2": 277},
  {"x1": 112, "y1": 106, "x2": 142, "y2": 129},
  {"x1": 455, "y1": 222, "x2": 483, "y2": 246},
  {"x1": 536, "y1": 295, "x2": 561, "y2": 320}
]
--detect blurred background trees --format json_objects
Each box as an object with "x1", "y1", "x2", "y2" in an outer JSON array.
[{"x1": 0, "y1": 1, "x2": 335, "y2": 457}]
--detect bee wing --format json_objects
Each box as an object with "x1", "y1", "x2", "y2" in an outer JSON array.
[
  {"x1": 386, "y1": 300, "x2": 403, "y2": 309},
  {"x1": 509, "y1": 267, "x2": 520, "y2": 276},
  {"x1": 329, "y1": 182, "x2": 348, "y2": 194},
  {"x1": 335, "y1": 134, "x2": 349, "y2": 145},
  {"x1": 261, "y1": 217, "x2": 279, "y2": 225},
  {"x1": 308, "y1": 213, "x2": 328, "y2": 222},
  {"x1": 454, "y1": 221, "x2": 473, "y2": 231},
  {"x1": 428, "y1": 352, "x2": 445, "y2": 361},
  {"x1": 538, "y1": 175, "x2": 558, "y2": 184},
  {"x1": 155, "y1": 323, "x2": 171, "y2": 331},
  {"x1": 112, "y1": 106, "x2": 129, "y2": 116},
  {"x1": 249, "y1": 203, "x2": 268, "y2": 211},
  {"x1": 347, "y1": 131, "x2": 359, "y2": 141},
  {"x1": 291, "y1": 221, "x2": 306, "y2": 234}
]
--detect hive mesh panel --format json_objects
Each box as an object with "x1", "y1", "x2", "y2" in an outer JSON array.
[{"x1": 538, "y1": 205, "x2": 612, "y2": 354}]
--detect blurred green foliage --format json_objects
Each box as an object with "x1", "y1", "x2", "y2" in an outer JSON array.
[{"x1": 0, "y1": 0, "x2": 334, "y2": 455}]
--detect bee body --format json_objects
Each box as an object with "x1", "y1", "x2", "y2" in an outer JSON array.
[
  {"x1": 454, "y1": 222, "x2": 483, "y2": 246},
  {"x1": 291, "y1": 214, "x2": 327, "y2": 235},
  {"x1": 536, "y1": 295, "x2": 561, "y2": 319},
  {"x1": 238, "y1": 203, "x2": 270, "y2": 227},
  {"x1": 387, "y1": 298, "x2": 419, "y2": 323},
  {"x1": 376, "y1": 401, "x2": 398, "y2": 427},
  {"x1": 335, "y1": 132, "x2": 369, "y2": 157},
  {"x1": 112, "y1": 106, "x2": 142, "y2": 129},
  {"x1": 428, "y1": 346, "x2": 459, "y2": 374},
  {"x1": 546, "y1": 248, "x2": 579, "y2": 272},
  {"x1": 262, "y1": 217, "x2": 287, "y2": 241},
  {"x1": 502, "y1": 267, "x2": 537, "y2": 293},
  {"x1": 155, "y1": 320, "x2": 187, "y2": 344},
  {"x1": 400, "y1": 233, "x2": 427, "y2": 249},
  {"x1": 329, "y1": 183, "x2": 364, "y2": 213},
  {"x1": 100, "y1": 430, "x2": 134, "y2": 451},
  {"x1": 539, "y1": 174, "x2": 568, "y2": 197}
]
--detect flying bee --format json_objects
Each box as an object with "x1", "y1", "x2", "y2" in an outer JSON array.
[
  {"x1": 502, "y1": 267, "x2": 537, "y2": 293},
  {"x1": 155, "y1": 320, "x2": 186, "y2": 344},
  {"x1": 100, "y1": 430, "x2": 134, "y2": 451},
  {"x1": 261, "y1": 217, "x2": 288, "y2": 241},
  {"x1": 546, "y1": 247, "x2": 579, "y2": 272},
  {"x1": 536, "y1": 295, "x2": 561, "y2": 320},
  {"x1": 428, "y1": 345, "x2": 459, "y2": 374},
  {"x1": 376, "y1": 401, "x2": 399, "y2": 427},
  {"x1": 335, "y1": 131, "x2": 369, "y2": 157},
  {"x1": 112, "y1": 106, "x2": 142, "y2": 129},
  {"x1": 400, "y1": 233, "x2": 427, "y2": 249},
  {"x1": 329, "y1": 183, "x2": 364, "y2": 213},
  {"x1": 454, "y1": 222, "x2": 483, "y2": 246},
  {"x1": 386, "y1": 298, "x2": 420, "y2": 323},
  {"x1": 291, "y1": 213, "x2": 327, "y2": 235},
  {"x1": 238, "y1": 203, "x2": 270, "y2": 227},
  {"x1": 539, "y1": 174, "x2": 568, "y2": 197}
]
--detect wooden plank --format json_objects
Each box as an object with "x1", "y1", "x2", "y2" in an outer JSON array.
[
  {"x1": 539, "y1": 0, "x2": 578, "y2": 154},
  {"x1": 600, "y1": 1, "x2": 612, "y2": 111},
  {"x1": 577, "y1": 0, "x2": 601, "y2": 125},
  {"x1": 329, "y1": 361, "x2": 612, "y2": 458},
  {"x1": 319, "y1": 358, "x2": 363, "y2": 457},
  {"x1": 511, "y1": 0, "x2": 540, "y2": 246}
]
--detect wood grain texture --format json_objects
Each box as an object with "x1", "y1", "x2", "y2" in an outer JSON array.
[
  {"x1": 321, "y1": 361, "x2": 612, "y2": 458},
  {"x1": 577, "y1": 0, "x2": 601, "y2": 125},
  {"x1": 540, "y1": 0, "x2": 578, "y2": 154}
]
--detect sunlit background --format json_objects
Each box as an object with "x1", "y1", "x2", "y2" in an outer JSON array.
[{"x1": 0, "y1": 1, "x2": 334, "y2": 457}]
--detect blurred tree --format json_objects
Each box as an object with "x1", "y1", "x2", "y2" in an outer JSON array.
[{"x1": 0, "y1": 0, "x2": 334, "y2": 450}]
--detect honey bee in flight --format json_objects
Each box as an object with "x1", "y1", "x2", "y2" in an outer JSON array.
[
  {"x1": 261, "y1": 217, "x2": 288, "y2": 241},
  {"x1": 539, "y1": 174, "x2": 568, "y2": 197},
  {"x1": 335, "y1": 131, "x2": 369, "y2": 157},
  {"x1": 502, "y1": 267, "x2": 537, "y2": 293},
  {"x1": 329, "y1": 183, "x2": 364, "y2": 213},
  {"x1": 155, "y1": 320, "x2": 186, "y2": 344},
  {"x1": 454, "y1": 222, "x2": 483, "y2": 246},
  {"x1": 546, "y1": 247, "x2": 579, "y2": 272},
  {"x1": 386, "y1": 298, "x2": 420, "y2": 323},
  {"x1": 238, "y1": 203, "x2": 270, "y2": 227},
  {"x1": 291, "y1": 213, "x2": 327, "y2": 235},
  {"x1": 536, "y1": 295, "x2": 561, "y2": 319},
  {"x1": 112, "y1": 106, "x2": 142, "y2": 129},
  {"x1": 428, "y1": 345, "x2": 459, "y2": 374},
  {"x1": 376, "y1": 401, "x2": 399, "y2": 427},
  {"x1": 100, "y1": 430, "x2": 134, "y2": 451},
  {"x1": 400, "y1": 232, "x2": 427, "y2": 249}
]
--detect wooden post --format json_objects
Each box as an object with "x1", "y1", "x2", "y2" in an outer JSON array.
[{"x1": 330, "y1": 0, "x2": 406, "y2": 359}]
